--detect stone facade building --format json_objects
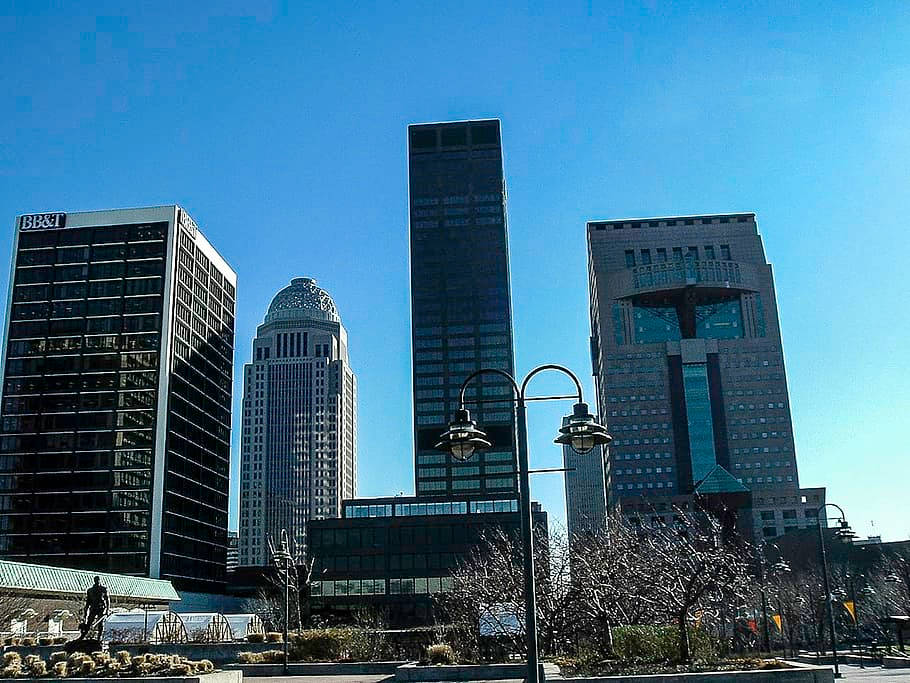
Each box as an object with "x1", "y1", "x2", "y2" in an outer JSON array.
[
  {"x1": 238, "y1": 278, "x2": 356, "y2": 565},
  {"x1": 587, "y1": 213, "x2": 824, "y2": 540}
]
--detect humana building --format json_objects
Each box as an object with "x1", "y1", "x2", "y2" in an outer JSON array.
[
  {"x1": 0, "y1": 206, "x2": 235, "y2": 592},
  {"x1": 587, "y1": 213, "x2": 824, "y2": 540},
  {"x1": 238, "y1": 278, "x2": 356, "y2": 566}
]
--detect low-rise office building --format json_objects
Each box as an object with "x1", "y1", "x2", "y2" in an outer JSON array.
[{"x1": 306, "y1": 494, "x2": 547, "y2": 626}]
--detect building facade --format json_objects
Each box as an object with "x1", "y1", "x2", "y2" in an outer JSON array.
[
  {"x1": 562, "y1": 415, "x2": 608, "y2": 540},
  {"x1": 408, "y1": 119, "x2": 518, "y2": 497},
  {"x1": 587, "y1": 213, "x2": 823, "y2": 540},
  {"x1": 307, "y1": 494, "x2": 547, "y2": 626},
  {"x1": 0, "y1": 206, "x2": 235, "y2": 592},
  {"x1": 238, "y1": 278, "x2": 356, "y2": 566}
]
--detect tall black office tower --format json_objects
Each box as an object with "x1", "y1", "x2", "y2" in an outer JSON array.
[
  {"x1": 0, "y1": 206, "x2": 235, "y2": 592},
  {"x1": 408, "y1": 119, "x2": 518, "y2": 497}
]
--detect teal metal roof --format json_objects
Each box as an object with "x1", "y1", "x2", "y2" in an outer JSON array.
[{"x1": 0, "y1": 560, "x2": 180, "y2": 602}]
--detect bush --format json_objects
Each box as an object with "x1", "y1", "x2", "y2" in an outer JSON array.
[
  {"x1": 49, "y1": 653, "x2": 68, "y2": 665},
  {"x1": 612, "y1": 625, "x2": 717, "y2": 665},
  {"x1": 1, "y1": 654, "x2": 20, "y2": 667},
  {"x1": 246, "y1": 633, "x2": 265, "y2": 643},
  {"x1": 2, "y1": 638, "x2": 19, "y2": 647},
  {"x1": 53, "y1": 662, "x2": 67, "y2": 678},
  {"x1": 131, "y1": 654, "x2": 148, "y2": 668},
  {"x1": 425, "y1": 644, "x2": 455, "y2": 665},
  {"x1": 28, "y1": 660, "x2": 47, "y2": 677},
  {"x1": 1, "y1": 665, "x2": 22, "y2": 679},
  {"x1": 261, "y1": 650, "x2": 285, "y2": 664},
  {"x1": 38, "y1": 637, "x2": 54, "y2": 647},
  {"x1": 266, "y1": 632, "x2": 283, "y2": 643},
  {"x1": 20, "y1": 637, "x2": 36, "y2": 647},
  {"x1": 195, "y1": 659, "x2": 214, "y2": 674},
  {"x1": 52, "y1": 637, "x2": 67, "y2": 645},
  {"x1": 115, "y1": 651, "x2": 132, "y2": 666},
  {"x1": 290, "y1": 628, "x2": 356, "y2": 662},
  {"x1": 236, "y1": 652, "x2": 263, "y2": 664}
]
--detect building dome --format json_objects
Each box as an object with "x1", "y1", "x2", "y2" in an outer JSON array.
[{"x1": 265, "y1": 278, "x2": 340, "y2": 324}]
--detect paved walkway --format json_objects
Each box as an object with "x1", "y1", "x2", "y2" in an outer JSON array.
[
  {"x1": 833, "y1": 664, "x2": 910, "y2": 680},
  {"x1": 246, "y1": 676, "x2": 395, "y2": 683},
  {"x1": 246, "y1": 666, "x2": 910, "y2": 683}
]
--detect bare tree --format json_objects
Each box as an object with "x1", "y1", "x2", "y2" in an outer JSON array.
[
  {"x1": 242, "y1": 529, "x2": 315, "y2": 633},
  {"x1": 570, "y1": 515, "x2": 658, "y2": 655},
  {"x1": 441, "y1": 525, "x2": 576, "y2": 658},
  {"x1": 633, "y1": 509, "x2": 754, "y2": 663}
]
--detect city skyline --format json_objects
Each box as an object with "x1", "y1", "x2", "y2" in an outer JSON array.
[{"x1": 1, "y1": 3, "x2": 907, "y2": 543}]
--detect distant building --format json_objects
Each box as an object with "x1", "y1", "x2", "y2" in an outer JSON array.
[
  {"x1": 408, "y1": 119, "x2": 518, "y2": 497},
  {"x1": 587, "y1": 213, "x2": 824, "y2": 540},
  {"x1": 562, "y1": 415, "x2": 608, "y2": 540},
  {"x1": 0, "y1": 206, "x2": 235, "y2": 592},
  {"x1": 307, "y1": 494, "x2": 547, "y2": 626},
  {"x1": 238, "y1": 278, "x2": 356, "y2": 566},
  {"x1": 226, "y1": 531, "x2": 238, "y2": 572}
]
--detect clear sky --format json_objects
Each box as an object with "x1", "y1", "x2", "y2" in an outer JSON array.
[{"x1": 1, "y1": 1, "x2": 908, "y2": 541}]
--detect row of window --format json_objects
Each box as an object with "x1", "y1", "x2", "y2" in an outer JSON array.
[
  {"x1": 414, "y1": 323, "x2": 507, "y2": 337},
  {"x1": 311, "y1": 576, "x2": 454, "y2": 597},
  {"x1": 412, "y1": 192, "x2": 501, "y2": 206},
  {"x1": 624, "y1": 244, "x2": 732, "y2": 267}
]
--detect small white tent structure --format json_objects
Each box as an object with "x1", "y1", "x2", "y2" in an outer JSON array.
[
  {"x1": 223, "y1": 614, "x2": 265, "y2": 641},
  {"x1": 102, "y1": 610, "x2": 187, "y2": 644},
  {"x1": 180, "y1": 613, "x2": 232, "y2": 643}
]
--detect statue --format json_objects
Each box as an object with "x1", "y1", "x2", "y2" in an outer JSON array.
[{"x1": 81, "y1": 576, "x2": 109, "y2": 640}]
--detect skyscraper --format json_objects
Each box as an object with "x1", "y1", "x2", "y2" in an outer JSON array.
[
  {"x1": 238, "y1": 278, "x2": 356, "y2": 566},
  {"x1": 587, "y1": 213, "x2": 824, "y2": 540},
  {"x1": 0, "y1": 206, "x2": 235, "y2": 592},
  {"x1": 562, "y1": 415, "x2": 608, "y2": 540},
  {"x1": 408, "y1": 119, "x2": 518, "y2": 497}
]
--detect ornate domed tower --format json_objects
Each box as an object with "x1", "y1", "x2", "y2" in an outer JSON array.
[{"x1": 238, "y1": 278, "x2": 357, "y2": 565}]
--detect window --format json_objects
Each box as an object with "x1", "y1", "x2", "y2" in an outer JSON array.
[
  {"x1": 687, "y1": 246, "x2": 698, "y2": 260},
  {"x1": 640, "y1": 249, "x2": 651, "y2": 265},
  {"x1": 656, "y1": 248, "x2": 667, "y2": 262},
  {"x1": 720, "y1": 244, "x2": 731, "y2": 260},
  {"x1": 625, "y1": 250, "x2": 635, "y2": 267},
  {"x1": 672, "y1": 247, "x2": 683, "y2": 260},
  {"x1": 704, "y1": 245, "x2": 715, "y2": 260}
]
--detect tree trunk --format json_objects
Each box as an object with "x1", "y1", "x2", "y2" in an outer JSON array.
[
  {"x1": 678, "y1": 612, "x2": 691, "y2": 663},
  {"x1": 604, "y1": 618, "x2": 614, "y2": 657}
]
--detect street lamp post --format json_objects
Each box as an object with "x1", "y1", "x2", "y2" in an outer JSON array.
[
  {"x1": 815, "y1": 503, "x2": 852, "y2": 679},
  {"x1": 436, "y1": 364, "x2": 611, "y2": 683},
  {"x1": 271, "y1": 533, "x2": 293, "y2": 676}
]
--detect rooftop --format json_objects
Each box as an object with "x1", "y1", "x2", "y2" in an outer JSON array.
[{"x1": 0, "y1": 559, "x2": 180, "y2": 602}]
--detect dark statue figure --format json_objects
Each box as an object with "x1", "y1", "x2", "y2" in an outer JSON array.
[{"x1": 80, "y1": 576, "x2": 109, "y2": 640}]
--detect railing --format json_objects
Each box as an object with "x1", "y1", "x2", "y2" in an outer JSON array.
[{"x1": 631, "y1": 259, "x2": 743, "y2": 291}]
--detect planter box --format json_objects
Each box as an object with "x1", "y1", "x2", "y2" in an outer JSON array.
[
  {"x1": 395, "y1": 662, "x2": 548, "y2": 682},
  {"x1": 550, "y1": 662, "x2": 832, "y2": 683},
  {"x1": 883, "y1": 656, "x2": 910, "y2": 669},
  {"x1": 0, "y1": 673, "x2": 239, "y2": 683},
  {"x1": 226, "y1": 661, "x2": 407, "y2": 676},
  {"x1": 5, "y1": 643, "x2": 276, "y2": 666}
]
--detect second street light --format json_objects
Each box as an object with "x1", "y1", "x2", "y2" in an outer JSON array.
[{"x1": 436, "y1": 364, "x2": 612, "y2": 683}]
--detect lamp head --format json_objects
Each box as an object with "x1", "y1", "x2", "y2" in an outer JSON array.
[
  {"x1": 554, "y1": 402, "x2": 612, "y2": 454},
  {"x1": 435, "y1": 408, "x2": 491, "y2": 461}
]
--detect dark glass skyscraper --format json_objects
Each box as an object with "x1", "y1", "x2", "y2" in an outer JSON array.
[
  {"x1": 408, "y1": 119, "x2": 518, "y2": 497},
  {"x1": 0, "y1": 206, "x2": 235, "y2": 592},
  {"x1": 587, "y1": 213, "x2": 824, "y2": 540}
]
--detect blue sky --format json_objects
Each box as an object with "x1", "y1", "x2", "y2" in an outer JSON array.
[{"x1": 1, "y1": 1, "x2": 908, "y2": 541}]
